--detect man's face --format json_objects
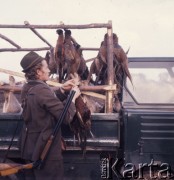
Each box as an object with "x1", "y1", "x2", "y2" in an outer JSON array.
[{"x1": 37, "y1": 60, "x2": 50, "y2": 81}]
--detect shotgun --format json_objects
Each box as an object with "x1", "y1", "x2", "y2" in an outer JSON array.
[{"x1": 0, "y1": 90, "x2": 76, "y2": 176}]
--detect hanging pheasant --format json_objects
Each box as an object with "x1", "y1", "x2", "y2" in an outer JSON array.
[{"x1": 55, "y1": 29, "x2": 65, "y2": 82}]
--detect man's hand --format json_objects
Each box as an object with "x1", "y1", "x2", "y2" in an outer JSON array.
[
  {"x1": 70, "y1": 73, "x2": 80, "y2": 86},
  {"x1": 60, "y1": 79, "x2": 76, "y2": 93},
  {"x1": 72, "y1": 86, "x2": 81, "y2": 103},
  {"x1": 60, "y1": 73, "x2": 80, "y2": 93}
]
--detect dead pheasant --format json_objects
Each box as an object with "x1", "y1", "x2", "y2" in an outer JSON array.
[
  {"x1": 69, "y1": 74, "x2": 91, "y2": 156},
  {"x1": 45, "y1": 48, "x2": 57, "y2": 76},
  {"x1": 54, "y1": 29, "x2": 65, "y2": 82},
  {"x1": 70, "y1": 95, "x2": 91, "y2": 157},
  {"x1": 63, "y1": 29, "x2": 76, "y2": 79},
  {"x1": 87, "y1": 41, "x2": 108, "y2": 85},
  {"x1": 64, "y1": 29, "x2": 89, "y2": 80},
  {"x1": 112, "y1": 33, "x2": 133, "y2": 91}
]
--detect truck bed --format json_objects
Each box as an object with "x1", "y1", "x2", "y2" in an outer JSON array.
[{"x1": 0, "y1": 113, "x2": 119, "y2": 158}]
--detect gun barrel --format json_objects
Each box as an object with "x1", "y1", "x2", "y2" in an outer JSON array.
[{"x1": 39, "y1": 90, "x2": 75, "y2": 167}]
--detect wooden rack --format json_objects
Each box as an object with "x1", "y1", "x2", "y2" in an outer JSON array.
[{"x1": 0, "y1": 21, "x2": 115, "y2": 113}]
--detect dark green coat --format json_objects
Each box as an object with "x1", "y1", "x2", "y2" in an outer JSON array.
[{"x1": 19, "y1": 80, "x2": 76, "y2": 161}]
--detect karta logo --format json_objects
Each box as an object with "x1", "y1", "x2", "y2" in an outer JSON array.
[
  {"x1": 100, "y1": 157, "x2": 173, "y2": 179},
  {"x1": 100, "y1": 152, "x2": 111, "y2": 179}
]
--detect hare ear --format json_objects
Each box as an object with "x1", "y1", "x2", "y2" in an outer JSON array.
[{"x1": 9, "y1": 75, "x2": 15, "y2": 87}]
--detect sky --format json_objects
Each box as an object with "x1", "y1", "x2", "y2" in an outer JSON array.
[{"x1": 0, "y1": 0, "x2": 174, "y2": 81}]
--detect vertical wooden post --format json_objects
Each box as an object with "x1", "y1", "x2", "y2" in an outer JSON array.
[{"x1": 105, "y1": 20, "x2": 114, "y2": 113}]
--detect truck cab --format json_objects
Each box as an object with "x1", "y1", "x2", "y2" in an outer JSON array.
[{"x1": 122, "y1": 57, "x2": 174, "y2": 179}]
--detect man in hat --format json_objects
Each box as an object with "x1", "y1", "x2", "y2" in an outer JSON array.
[{"x1": 19, "y1": 51, "x2": 80, "y2": 180}]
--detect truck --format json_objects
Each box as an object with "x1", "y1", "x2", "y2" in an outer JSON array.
[
  {"x1": 0, "y1": 57, "x2": 174, "y2": 180},
  {"x1": 0, "y1": 22, "x2": 174, "y2": 179}
]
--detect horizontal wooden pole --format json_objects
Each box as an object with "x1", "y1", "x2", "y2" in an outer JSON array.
[
  {"x1": 0, "y1": 47, "x2": 99, "y2": 52},
  {"x1": 80, "y1": 84, "x2": 117, "y2": 91},
  {"x1": 52, "y1": 83, "x2": 116, "y2": 91},
  {"x1": 0, "y1": 47, "x2": 50, "y2": 52},
  {"x1": 0, "y1": 84, "x2": 116, "y2": 93},
  {"x1": 82, "y1": 91, "x2": 106, "y2": 100},
  {"x1": 0, "y1": 68, "x2": 24, "y2": 78},
  {"x1": 0, "y1": 23, "x2": 111, "y2": 29},
  {"x1": 0, "y1": 68, "x2": 117, "y2": 91},
  {"x1": 0, "y1": 85, "x2": 106, "y2": 99},
  {"x1": 0, "y1": 85, "x2": 21, "y2": 92},
  {"x1": 0, "y1": 68, "x2": 62, "y2": 87},
  {"x1": 0, "y1": 68, "x2": 116, "y2": 99},
  {"x1": 81, "y1": 48, "x2": 99, "y2": 51}
]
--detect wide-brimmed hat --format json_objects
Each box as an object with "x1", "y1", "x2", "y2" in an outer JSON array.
[{"x1": 20, "y1": 51, "x2": 44, "y2": 72}]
